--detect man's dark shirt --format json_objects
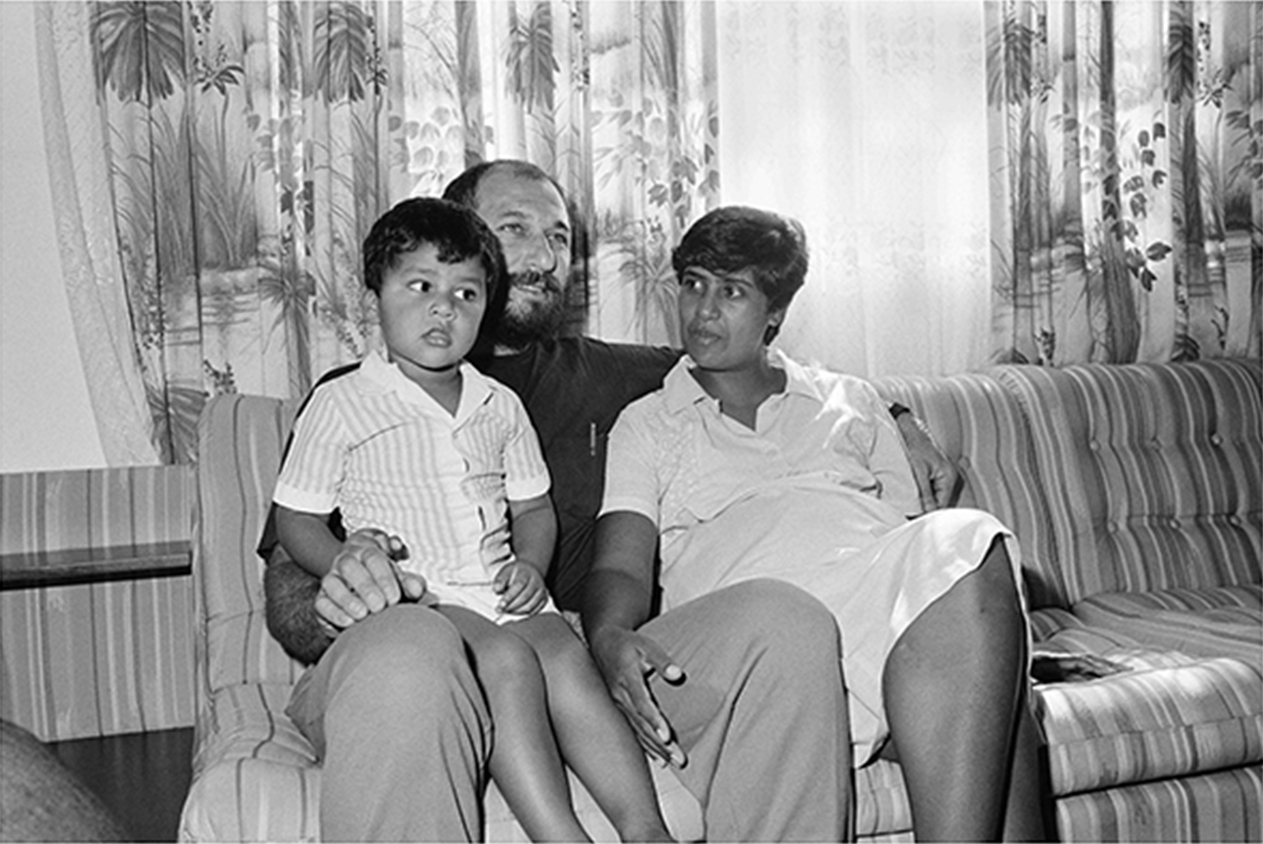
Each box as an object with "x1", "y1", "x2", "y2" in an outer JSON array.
[{"x1": 258, "y1": 337, "x2": 680, "y2": 611}]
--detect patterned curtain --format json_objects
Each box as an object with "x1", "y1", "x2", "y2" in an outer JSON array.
[
  {"x1": 36, "y1": 0, "x2": 717, "y2": 465},
  {"x1": 986, "y1": 0, "x2": 1261, "y2": 366}
]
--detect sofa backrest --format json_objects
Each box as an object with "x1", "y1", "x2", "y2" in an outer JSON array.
[
  {"x1": 194, "y1": 393, "x2": 306, "y2": 703},
  {"x1": 994, "y1": 358, "x2": 1262, "y2": 605},
  {"x1": 878, "y1": 358, "x2": 1262, "y2": 610},
  {"x1": 872, "y1": 371, "x2": 1069, "y2": 609}
]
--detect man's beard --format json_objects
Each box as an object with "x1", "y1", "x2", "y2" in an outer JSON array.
[{"x1": 494, "y1": 270, "x2": 569, "y2": 349}]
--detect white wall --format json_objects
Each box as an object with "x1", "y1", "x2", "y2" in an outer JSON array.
[{"x1": 1, "y1": 2, "x2": 106, "y2": 472}]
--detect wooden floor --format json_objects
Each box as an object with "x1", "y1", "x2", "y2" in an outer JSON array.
[{"x1": 50, "y1": 727, "x2": 194, "y2": 843}]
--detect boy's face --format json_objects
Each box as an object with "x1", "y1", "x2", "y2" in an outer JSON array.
[{"x1": 376, "y1": 243, "x2": 488, "y2": 383}]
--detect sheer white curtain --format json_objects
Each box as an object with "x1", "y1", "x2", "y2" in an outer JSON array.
[
  {"x1": 715, "y1": 1, "x2": 992, "y2": 378},
  {"x1": 35, "y1": 4, "x2": 159, "y2": 465}
]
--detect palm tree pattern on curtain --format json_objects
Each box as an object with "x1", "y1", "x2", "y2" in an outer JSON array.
[
  {"x1": 67, "y1": 0, "x2": 717, "y2": 464},
  {"x1": 986, "y1": 0, "x2": 1260, "y2": 366}
]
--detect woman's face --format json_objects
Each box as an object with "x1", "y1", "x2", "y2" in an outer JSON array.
[{"x1": 678, "y1": 266, "x2": 783, "y2": 372}]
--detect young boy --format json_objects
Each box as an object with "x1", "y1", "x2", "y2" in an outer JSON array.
[{"x1": 274, "y1": 198, "x2": 673, "y2": 842}]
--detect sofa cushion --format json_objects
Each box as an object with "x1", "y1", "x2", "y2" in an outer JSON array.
[
  {"x1": 1073, "y1": 585, "x2": 1262, "y2": 664},
  {"x1": 1052, "y1": 766, "x2": 1263, "y2": 843},
  {"x1": 994, "y1": 359, "x2": 1262, "y2": 606},
  {"x1": 1036, "y1": 652, "x2": 1262, "y2": 796}
]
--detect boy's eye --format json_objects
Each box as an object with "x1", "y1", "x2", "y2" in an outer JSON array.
[
  {"x1": 408, "y1": 280, "x2": 432, "y2": 293},
  {"x1": 722, "y1": 284, "x2": 744, "y2": 299},
  {"x1": 456, "y1": 287, "x2": 481, "y2": 302}
]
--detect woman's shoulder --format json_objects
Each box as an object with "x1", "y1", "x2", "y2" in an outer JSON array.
[{"x1": 780, "y1": 353, "x2": 883, "y2": 406}]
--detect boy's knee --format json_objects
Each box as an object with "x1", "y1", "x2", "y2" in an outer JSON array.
[{"x1": 469, "y1": 628, "x2": 541, "y2": 688}]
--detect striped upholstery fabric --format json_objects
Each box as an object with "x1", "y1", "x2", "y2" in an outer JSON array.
[
  {"x1": 1053, "y1": 766, "x2": 1262, "y2": 842},
  {"x1": 1074, "y1": 585, "x2": 1262, "y2": 664},
  {"x1": 872, "y1": 373, "x2": 1067, "y2": 608},
  {"x1": 993, "y1": 358, "x2": 1262, "y2": 605},
  {"x1": 193, "y1": 394, "x2": 307, "y2": 695},
  {"x1": 183, "y1": 395, "x2": 317, "y2": 842},
  {"x1": 0, "y1": 465, "x2": 197, "y2": 741},
  {"x1": 185, "y1": 358, "x2": 1263, "y2": 842},
  {"x1": 1037, "y1": 654, "x2": 1262, "y2": 795}
]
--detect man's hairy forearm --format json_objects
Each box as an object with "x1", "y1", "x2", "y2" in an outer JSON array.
[{"x1": 264, "y1": 553, "x2": 334, "y2": 665}]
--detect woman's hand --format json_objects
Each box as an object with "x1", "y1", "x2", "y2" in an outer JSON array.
[
  {"x1": 587, "y1": 625, "x2": 687, "y2": 768},
  {"x1": 494, "y1": 560, "x2": 549, "y2": 616},
  {"x1": 896, "y1": 411, "x2": 960, "y2": 511},
  {"x1": 315, "y1": 529, "x2": 427, "y2": 632}
]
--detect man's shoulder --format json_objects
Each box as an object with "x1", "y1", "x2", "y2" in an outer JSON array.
[
  {"x1": 567, "y1": 335, "x2": 680, "y2": 366},
  {"x1": 295, "y1": 361, "x2": 364, "y2": 416}
]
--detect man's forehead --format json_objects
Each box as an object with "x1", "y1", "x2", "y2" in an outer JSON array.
[{"x1": 476, "y1": 170, "x2": 569, "y2": 224}]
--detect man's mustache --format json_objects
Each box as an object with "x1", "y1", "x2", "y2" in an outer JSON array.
[{"x1": 509, "y1": 270, "x2": 563, "y2": 293}]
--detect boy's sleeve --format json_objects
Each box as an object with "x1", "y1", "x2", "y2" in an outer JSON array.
[
  {"x1": 272, "y1": 387, "x2": 347, "y2": 515},
  {"x1": 599, "y1": 402, "x2": 661, "y2": 525},
  {"x1": 502, "y1": 391, "x2": 551, "y2": 502}
]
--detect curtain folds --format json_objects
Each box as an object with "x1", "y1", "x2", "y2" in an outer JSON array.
[
  {"x1": 35, "y1": 1, "x2": 1260, "y2": 466},
  {"x1": 986, "y1": 0, "x2": 1261, "y2": 366},
  {"x1": 34, "y1": 3, "x2": 160, "y2": 466}
]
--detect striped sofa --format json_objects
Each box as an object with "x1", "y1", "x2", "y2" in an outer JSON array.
[{"x1": 180, "y1": 357, "x2": 1261, "y2": 842}]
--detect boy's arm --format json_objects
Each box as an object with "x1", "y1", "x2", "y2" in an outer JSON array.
[
  {"x1": 275, "y1": 505, "x2": 344, "y2": 578},
  {"x1": 507, "y1": 493, "x2": 557, "y2": 574}
]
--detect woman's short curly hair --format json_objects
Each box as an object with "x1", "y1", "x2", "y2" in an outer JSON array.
[{"x1": 672, "y1": 206, "x2": 809, "y2": 330}]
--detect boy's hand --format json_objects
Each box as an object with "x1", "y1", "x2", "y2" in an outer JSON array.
[
  {"x1": 315, "y1": 529, "x2": 427, "y2": 631},
  {"x1": 494, "y1": 561, "x2": 548, "y2": 616}
]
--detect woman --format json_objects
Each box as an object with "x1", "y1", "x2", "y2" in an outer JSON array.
[{"x1": 585, "y1": 206, "x2": 1047, "y2": 841}]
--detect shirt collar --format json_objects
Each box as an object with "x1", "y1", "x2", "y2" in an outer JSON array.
[
  {"x1": 662, "y1": 347, "x2": 822, "y2": 414},
  {"x1": 359, "y1": 348, "x2": 492, "y2": 419}
]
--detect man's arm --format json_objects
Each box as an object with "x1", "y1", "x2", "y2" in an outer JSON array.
[
  {"x1": 264, "y1": 546, "x2": 335, "y2": 665},
  {"x1": 263, "y1": 518, "x2": 427, "y2": 665}
]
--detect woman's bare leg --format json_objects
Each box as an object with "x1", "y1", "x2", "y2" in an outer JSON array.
[
  {"x1": 440, "y1": 607, "x2": 590, "y2": 842},
  {"x1": 881, "y1": 538, "x2": 1048, "y2": 842},
  {"x1": 512, "y1": 614, "x2": 674, "y2": 842}
]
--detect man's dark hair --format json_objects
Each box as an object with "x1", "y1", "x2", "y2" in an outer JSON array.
[
  {"x1": 362, "y1": 197, "x2": 508, "y2": 299},
  {"x1": 672, "y1": 206, "x2": 809, "y2": 342}
]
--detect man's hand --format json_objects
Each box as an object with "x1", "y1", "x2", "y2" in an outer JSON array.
[
  {"x1": 315, "y1": 529, "x2": 428, "y2": 632},
  {"x1": 1031, "y1": 651, "x2": 1130, "y2": 684},
  {"x1": 896, "y1": 411, "x2": 960, "y2": 511},
  {"x1": 494, "y1": 560, "x2": 548, "y2": 616},
  {"x1": 587, "y1": 625, "x2": 687, "y2": 768}
]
